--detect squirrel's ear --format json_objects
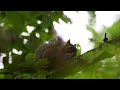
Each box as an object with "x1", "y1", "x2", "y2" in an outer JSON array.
[
  {"x1": 74, "y1": 44, "x2": 76, "y2": 47},
  {"x1": 66, "y1": 39, "x2": 70, "y2": 44}
]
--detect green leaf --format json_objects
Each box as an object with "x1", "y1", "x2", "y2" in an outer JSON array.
[
  {"x1": 61, "y1": 15, "x2": 72, "y2": 23},
  {"x1": 35, "y1": 58, "x2": 49, "y2": 66},
  {"x1": 50, "y1": 11, "x2": 63, "y2": 23},
  {"x1": 25, "y1": 53, "x2": 36, "y2": 65},
  {"x1": 4, "y1": 12, "x2": 25, "y2": 34},
  {"x1": 76, "y1": 43, "x2": 81, "y2": 56},
  {"x1": 107, "y1": 20, "x2": 120, "y2": 39}
]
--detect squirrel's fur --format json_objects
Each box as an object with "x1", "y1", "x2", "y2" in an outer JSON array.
[{"x1": 36, "y1": 29, "x2": 77, "y2": 73}]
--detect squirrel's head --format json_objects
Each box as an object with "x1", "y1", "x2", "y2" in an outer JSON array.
[{"x1": 64, "y1": 39, "x2": 77, "y2": 57}]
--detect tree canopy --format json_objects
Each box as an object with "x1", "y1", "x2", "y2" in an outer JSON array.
[{"x1": 0, "y1": 11, "x2": 120, "y2": 79}]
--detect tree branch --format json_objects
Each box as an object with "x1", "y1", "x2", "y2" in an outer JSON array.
[
  {"x1": 49, "y1": 36, "x2": 120, "y2": 79},
  {"x1": 1, "y1": 26, "x2": 120, "y2": 79}
]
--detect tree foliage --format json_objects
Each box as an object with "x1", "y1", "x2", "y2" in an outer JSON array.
[
  {"x1": 0, "y1": 11, "x2": 120, "y2": 79},
  {"x1": 0, "y1": 11, "x2": 72, "y2": 79}
]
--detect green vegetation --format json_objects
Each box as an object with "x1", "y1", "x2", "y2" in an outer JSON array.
[{"x1": 0, "y1": 11, "x2": 120, "y2": 79}]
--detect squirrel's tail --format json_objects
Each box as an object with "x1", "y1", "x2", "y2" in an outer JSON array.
[{"x1": 48, "y1": 26, "x2": 65, "y2": 46}]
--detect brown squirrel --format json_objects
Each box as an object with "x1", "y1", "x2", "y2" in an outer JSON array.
[{"x1": 36, "y1": 31, "x2": 77, "y2": 74}]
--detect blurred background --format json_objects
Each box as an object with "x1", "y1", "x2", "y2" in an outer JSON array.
[{"x1": 1, "y1": 11, "x2": 120, "y2": 79}]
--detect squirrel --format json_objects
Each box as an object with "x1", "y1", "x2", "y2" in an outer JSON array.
[{"x1": 36, "y1": 28, "x2": 77, "y2": 75}]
